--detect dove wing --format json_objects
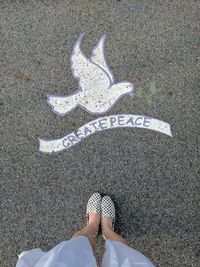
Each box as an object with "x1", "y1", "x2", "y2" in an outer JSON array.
[
  {"x1": 91, "y1": 34, "x2": 114, "y2": 84},
  {"x1": 71, "y1": 34, "x2": 111, "y2": 93}
]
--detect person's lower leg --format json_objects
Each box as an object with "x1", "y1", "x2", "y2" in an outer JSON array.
[
  {"x1": 102, "y1": 217, "x2": 128, "y2": 245},
  {"x1": 71, "y1": 213, "x2": 100, "y2": 249}
]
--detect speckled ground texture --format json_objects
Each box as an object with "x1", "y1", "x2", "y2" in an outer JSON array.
[{"x1": 0, "y1": 0, "x2": 200, "y2": 266}]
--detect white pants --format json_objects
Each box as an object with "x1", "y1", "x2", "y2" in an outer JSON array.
[{"x1": 16, "y1": 236, "x2": 155, "y2": 267}]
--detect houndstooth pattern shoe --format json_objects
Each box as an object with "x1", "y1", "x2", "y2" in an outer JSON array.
[
  {"x1": 86, "y1": 192, "x2": 102, "y2": 225},
  {"x1": 101, "y1": 195, "x2": 115, "y2": 234}
]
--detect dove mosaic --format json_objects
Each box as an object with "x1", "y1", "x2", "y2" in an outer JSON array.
[{"x1": 47, "y1": 34, "x2": 134, "y2": 116}]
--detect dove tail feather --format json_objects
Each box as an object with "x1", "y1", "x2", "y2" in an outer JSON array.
[{"x1": 47, "y1": 93, "x2": 80, "y2": 116}]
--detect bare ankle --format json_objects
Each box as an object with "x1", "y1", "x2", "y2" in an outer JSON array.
[
  {"x1": 102, "y1": 217, "x2": 113, "y2": 229},
  {"x1": 88, "y1": 222, "x2": 99, "y2": 233}
]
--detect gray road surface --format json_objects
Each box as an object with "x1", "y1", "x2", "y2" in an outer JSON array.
[{"x1": 0, "y1": 0, "x2": 199, "y2": 266}]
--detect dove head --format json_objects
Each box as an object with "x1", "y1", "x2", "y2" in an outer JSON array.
[{"x1": 120, "y1": 82, "x2": 134, "y2": 97}]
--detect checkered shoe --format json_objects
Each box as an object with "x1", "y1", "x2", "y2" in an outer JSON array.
[
  {"x1": 101, "y1": 195, "x2": 115, "y2": 230},
  {"x1": 86, "y1": 193, "x2": 102, "y2": 224}
]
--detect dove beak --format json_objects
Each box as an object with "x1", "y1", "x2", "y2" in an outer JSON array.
[
  {"x1": 129, "y1": 91, "x2": 134, "y2": 97},
  {"x1": 128, "y1": 85, "x2": 134, "y2": 97}
]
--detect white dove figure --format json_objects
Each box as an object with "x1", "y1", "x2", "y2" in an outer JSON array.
[{"x1": 47, "y1": 33, "x2": 134, "y2": 116}]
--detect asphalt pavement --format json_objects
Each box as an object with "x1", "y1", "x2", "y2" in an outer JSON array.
[{"x1": 0, "y1": 0, "x2": 199, "y2": 266}]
